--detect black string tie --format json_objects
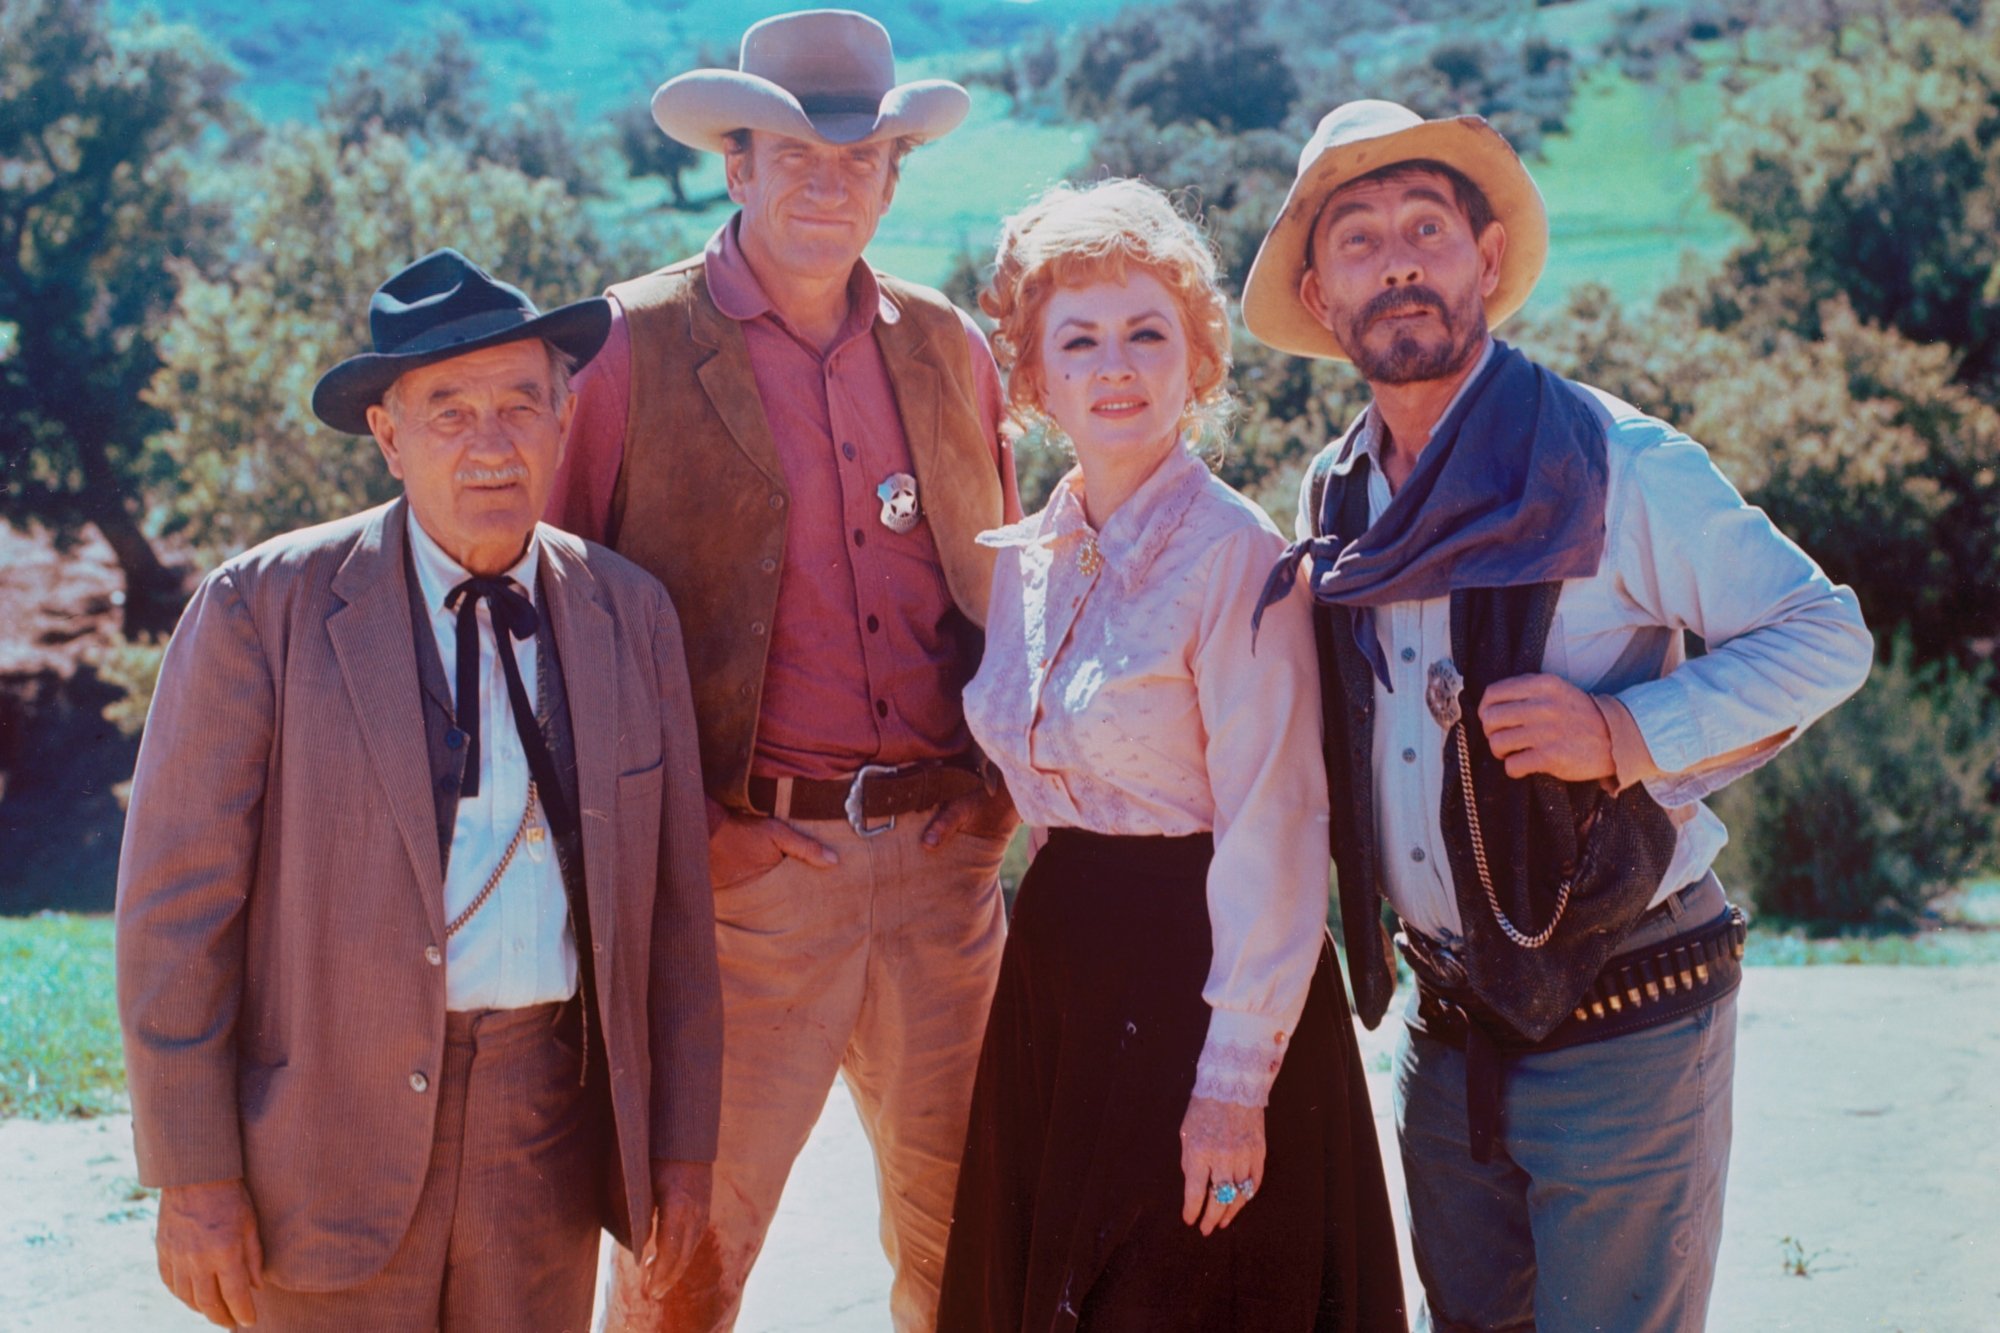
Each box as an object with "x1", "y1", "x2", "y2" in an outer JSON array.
[{"x1": 446, "y1": 575, "x2": 576, "y2": 843}]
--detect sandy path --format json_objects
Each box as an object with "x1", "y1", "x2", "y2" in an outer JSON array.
[{"x1": 6, "y1": 967, "x2": 1997, "y2": 1330}]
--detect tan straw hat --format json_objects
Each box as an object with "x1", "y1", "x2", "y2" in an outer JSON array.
[
  {"x1": 1241, "y1": 100, "x2": 1548, "y2": 361},
  {"x1": 651, "y1": 9, "x2": 970, "y2": 154}
]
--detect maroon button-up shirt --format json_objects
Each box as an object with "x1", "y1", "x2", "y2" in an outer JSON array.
[{"x1": 548, "y1": 219, "x2": 1019, "y2": 785}]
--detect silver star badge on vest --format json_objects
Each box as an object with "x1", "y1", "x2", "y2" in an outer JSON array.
[
  {"x1": 877, "y1": 472, "x2": 921, "y2": 535},
  {"x1": 1426, "y1": 658, "x2": 1465, "y2": 731}
]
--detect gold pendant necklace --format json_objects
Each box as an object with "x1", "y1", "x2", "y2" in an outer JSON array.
[{"x1": 1077, "y1": 534, "x2": 1104, "y2": 576}]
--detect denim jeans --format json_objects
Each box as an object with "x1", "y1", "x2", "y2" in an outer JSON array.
[{"x1": 1394, "y1": 985, "x2": 1738, "y2": 1333}]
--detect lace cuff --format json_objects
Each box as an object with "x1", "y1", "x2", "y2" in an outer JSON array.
[{"x1": 1192, "y1": 1026, "x2": 1287, "y2": 1109}]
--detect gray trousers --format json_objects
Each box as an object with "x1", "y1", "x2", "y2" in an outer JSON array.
[
  {"x1": 1395, "y1": 983, "x2": 1738, "y2": 1333},
  {"x1": 248, "y1": 1001, "x2": 602, "y2": 1332}
]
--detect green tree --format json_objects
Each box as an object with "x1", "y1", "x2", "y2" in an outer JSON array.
[
  {"x1": 0, "y1": 0, "x2": 236, "y2": 628},
  {"x1": 1524, "y1": 281, "x2": 2000, "y2": 668},
  {"x1": 1712, "y1": 636, "x2": 2000, "y2": 924},
  {"x1": 1060, "y1": 0, "x2": 1298, "y2": 133},
  {"x1": 1704, "y1": 13, "x2": 2000, "y2": 382},
  {"x1": 612, "y1": 101, "x2": 705, "y2": 207},
  {"x1": 1369, "y1": 36, "x2": 1575, "y2": 156},
  {"x1": 147, "y1": 125, "x2": 678, "y2": 558},
  {"x1": 319, "y1": 25, "x2": 618, "y2": 201},
  {"x1": 608, "y1": 40, "x2": 734, "y2": 209}
]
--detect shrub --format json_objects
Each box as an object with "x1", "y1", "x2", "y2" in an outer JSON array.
[
  {"x1": 96, "y1": 632, "x2": 166, "y2": 740},
  {"x1": 1713, "y1": 636, "x2": 2000, "y2": 926}
]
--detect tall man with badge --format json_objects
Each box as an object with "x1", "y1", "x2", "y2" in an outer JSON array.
[
  {"x1": 1243, "y1": 102, "x2": 1872, "y2": 1330},
  {"x1": 116, "y1": 250, "x2": 722, "y2": 1329},
  {"x1": 547, "y1": 11, "x2": 1021, "y2": 1330}
]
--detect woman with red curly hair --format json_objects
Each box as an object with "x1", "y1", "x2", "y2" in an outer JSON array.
[{"x1": 937, "y1": 179, "x2": 1405, "y2": 1331}]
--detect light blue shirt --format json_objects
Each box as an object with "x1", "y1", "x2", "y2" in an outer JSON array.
[
  {"x1": 407, "y1": 514, "x2": 578, "y2": 1011},
  {"x1": 1298, "y1": 360, "x2": 1873, "y2": 939}
]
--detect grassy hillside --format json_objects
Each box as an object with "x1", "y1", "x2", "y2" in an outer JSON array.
[
  {"x1": 117, "y1": 0, "x2": 1142, "y2": 121},
  {"x1": 109, "y1": 0, "x2": 1733, "y2": 297},
  {"x1": 1526, "y1": 66, "x2": 1741, "y2": 313}
]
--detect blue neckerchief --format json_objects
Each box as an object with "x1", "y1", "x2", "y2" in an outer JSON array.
[{"x1": 1252, "y1": 341, "x2": 1608, "y2": 687}]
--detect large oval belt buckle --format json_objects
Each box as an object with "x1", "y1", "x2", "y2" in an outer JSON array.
[{"x1": 877, "y1": 472, "x2": 921, "y2": 535}]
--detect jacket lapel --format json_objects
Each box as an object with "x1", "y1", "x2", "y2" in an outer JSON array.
[
  {"x1": 689, "y1": 278, "x2": 788, "y2": 492},
  {"x1": 538, "y1": 529, "x2": 619, "y2": 961},
  {"x1": 327, "y1": 498, "x2": 447, "y2": 936}
]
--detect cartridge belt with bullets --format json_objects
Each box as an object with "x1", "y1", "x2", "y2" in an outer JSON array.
[{"x1": 1399, "y1": 889, "x2": 1748, "y2": 1163}]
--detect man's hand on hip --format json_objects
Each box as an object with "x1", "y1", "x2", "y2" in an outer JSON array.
[
  {"x1": 922, "y1": 778, "x2": 1019, "y2": 850},
  {"x1": 1477, "y1": 673, "x2": 1616, "y2": 782},
  {"x1": 708, "y1": 811, "x2": 837, "y2": 885},
  {"x1": 156, "y1": 1178, "x2": 263, "y2": 1328},
  {"x1": 641, "y1": 1158, "x2": 713, "y2": 1300}
]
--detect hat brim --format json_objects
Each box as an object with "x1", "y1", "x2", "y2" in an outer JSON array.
[
  {"x1": 651, "y1": 70, "x2": 970, "y2": 154},
  {"x1": 311, "y1": 296, "x2": 612, "y2": 436},
  {"x1": 1241, "y1": 116, "x2": 1548, "y2": 361}
]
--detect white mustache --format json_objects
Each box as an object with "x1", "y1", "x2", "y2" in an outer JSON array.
[{"x1": 456, "y1": 465, "x2": 528, "y2": 486}]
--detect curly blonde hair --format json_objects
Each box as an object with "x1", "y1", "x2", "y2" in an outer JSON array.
[{"x1": 981, "y1": 178, "x2": 1233, "y2": 444}]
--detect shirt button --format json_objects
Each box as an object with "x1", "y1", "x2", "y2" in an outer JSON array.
[
  {"x1": 445, "y1": 728, "x2": 466, "y2": 751},
  {"x1": 1402, "y1": 747, "x2": 1417, "y2": 763},
  {"x1": 759, "y1": 557, "x2": 777, "y2": 574},
  {"x1": 853, "y1": 528, "x2": 866, "y2": 547},
  {"x1": 750, "y1": 620, "x2": 766, "y2": 637},
  {"x1": 875, "y1": 699, "x2": 889, "y2": 718},
  {"x1": 1411, "y1": 848, "x2": 1427, "y2": 863},
  {"x1": 841, "y1": 442, "x2": 856, "y2": 461},
  {"x1": 738, "y1": 683, "x2": 752, "y2": 700},
  {"x1": 769, "y1": 493, "x2": 786, "y2": 510},
  {"x1": 437, "y1": 774, "x2": 458, "y2": 794},
  {"x1": 866, "y1": 614, "x2": 879, "y2": 634},
  {"x1": 424, "y1": 945, "x2": 442, "y2": 966},
  {"x1": 1400, "y1": 647, "x2": 1417, "y2": 663},
  {"x1": 409, "y1": 1072, "x2": 429, "y2": 1093}
]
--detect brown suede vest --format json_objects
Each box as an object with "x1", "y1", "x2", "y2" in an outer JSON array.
[{"x1": 606, "y1": 256, "x2": 1002, "y2": 809}]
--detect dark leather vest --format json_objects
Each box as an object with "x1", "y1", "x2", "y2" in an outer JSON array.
[{"x1": 1309, "y1": 450, "x2": 1678, "y2": 1041}]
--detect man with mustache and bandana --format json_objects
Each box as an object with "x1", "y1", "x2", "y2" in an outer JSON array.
[
  {"x1": 1244, "y1": 102, "x2": 1872, "y2": 1331},
  {"x1": 115, "y1": 249, "x2": 721, "y2": 1331}
]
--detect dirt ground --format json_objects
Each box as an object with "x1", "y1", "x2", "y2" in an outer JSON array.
[{"x1": 5, "y1": 965, "x2": 1996, "y2": 1331}]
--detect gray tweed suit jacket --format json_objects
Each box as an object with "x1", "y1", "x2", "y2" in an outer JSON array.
[{"x1": 114, "y1": 496, "x2": 721, "y2": 1291}]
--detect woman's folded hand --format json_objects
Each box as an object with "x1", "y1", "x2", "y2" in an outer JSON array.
[{"x1": 1179, "y1": 1095, "x2": 1266, "y2": 1236}]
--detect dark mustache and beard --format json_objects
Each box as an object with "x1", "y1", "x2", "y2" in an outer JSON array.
[{"x1": 1335, "y1": 282, "x2": 1488, "y2": 385}]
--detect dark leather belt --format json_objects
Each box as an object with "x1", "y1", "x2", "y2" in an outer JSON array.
[
  {"x1": 746, "y1": 756, "x2": 988, "y2": 837},
  {"x1": 1401, "y1": 902, "x2": 1749, "y2": 1163}
]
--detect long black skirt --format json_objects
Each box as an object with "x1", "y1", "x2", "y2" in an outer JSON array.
[{"x1": 937, "y1": 829, "x2": 1407, "y2": 1332}]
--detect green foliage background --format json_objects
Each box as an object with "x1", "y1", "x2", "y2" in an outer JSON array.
[{"x1": 5, "y1": 0, "x2": 1998, "y2": 936}]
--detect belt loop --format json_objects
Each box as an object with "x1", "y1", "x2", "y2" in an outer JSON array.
[
  {"x1": 1666, "y1": 883, "x2": 1689, "y2": 922},
  {"x1": 772, "y1": 777, "x2": 793, "y2": 820}
]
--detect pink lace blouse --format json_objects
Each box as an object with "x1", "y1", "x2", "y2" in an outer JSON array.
[{"x1": 964, "y1": 447, "x2": 1331, "y2": 1107}]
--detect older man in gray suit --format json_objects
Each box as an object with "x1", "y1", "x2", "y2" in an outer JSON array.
[{"x1": 115, "y1": 249, "x2": 722, "y2": 1330}]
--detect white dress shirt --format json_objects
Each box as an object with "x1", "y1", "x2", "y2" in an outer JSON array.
[
  {"x1": 1298, "y1": 356, "x2": 1873, "y2": 941},
  {"x1": 968, "y1": 448, "x2": 1331, "y2": 1107},
  {"x1": 407, "y1": 514, "x2": 578, "y2": 1011}
]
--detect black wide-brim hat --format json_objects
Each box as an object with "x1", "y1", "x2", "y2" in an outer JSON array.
[{"x1": 312, "y1": 248, "x2": 612, "y2": 435}]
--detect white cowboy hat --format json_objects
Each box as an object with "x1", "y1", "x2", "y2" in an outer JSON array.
[
  {"x1": 652, "y1": 9, "x2": 970, "y2": 154},
  {"x1": 1241, "y1": 100, "x2": 1549, "y2": 361}
]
